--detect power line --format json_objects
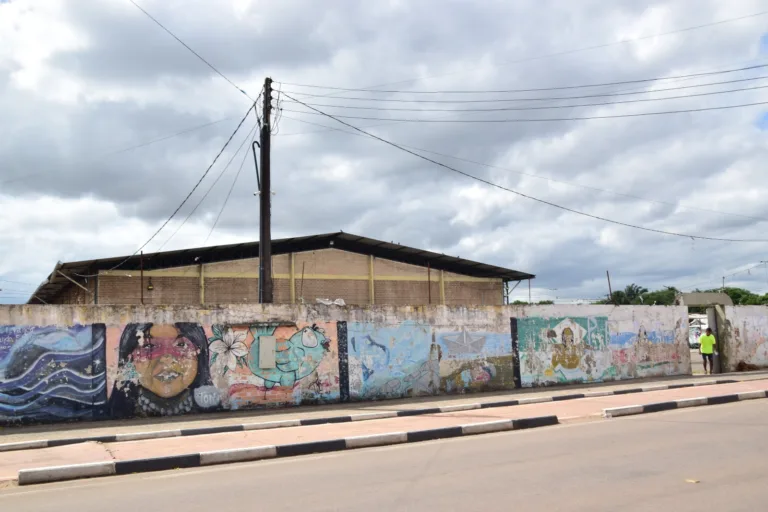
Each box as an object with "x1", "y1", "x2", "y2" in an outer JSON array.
[
  {"x1": 0, "y1": 278, "x2": 36, "y2": 286},
  {"x1": 279, "y1": 113, "x2": 768, "y2": 224},
  {"x1": 281, "y1": 99, "x2": 768, "y2": 123},
  {"x1": 282, "y1": 74, "x2": 768, "y2": 103},
  {"x1": 313, "y1": 9, "x2": 768, "y2": 92},
  {"x1": 73, "y1": 103, "x2": 256, "y2": 277},
  {"x1": 127, "y1": 0, "x2": 253, "y2": 101},
  {"x1": 282, "y1": 92, "x2": 768, "y2": 243},
  {"x1": 0, "y1": 116, "x2": 237, "y2": 187},
  {"x1": 204, "y1": 129, "x2": 258, "y2": 245},
  {"x1": 154, "y1": 120, "x2": 260, "y2": 252},
  {"x1": 284, "y1": 82, "x2": 768, "y2": 113},
  {"x1": 282, "y1": 63, "x2": 768, "y2": 95}
]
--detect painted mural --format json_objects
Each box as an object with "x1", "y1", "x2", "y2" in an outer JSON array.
[
  {"x1": 518, "y1": 315, "x2": 684, "y2": 386},
  {"x1": 437, "y1": 328, "x2": 516, "y2": 392},
  {"x1": 347, "y1": 321, "x2": 439, "y2": 400},
  {"x1": 0, "y1": 324, "x2": 106, "y2": 423},
  {"x1": 723, "y1": 306, "x2": 768, "y2": 370},
  {"x1": 109, "y1": 322, "x2": 338, "y2": 416},
  {"x1": 209, "y1": 322, "x2": 338, "y2": 409},
  {"x1": 109, "y1": 323, "x2": 219, "y2": 417}
]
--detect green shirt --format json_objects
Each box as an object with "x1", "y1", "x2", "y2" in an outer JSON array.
[{"x1": 700, "y1": 334, "x2": 716, "y2": 354}]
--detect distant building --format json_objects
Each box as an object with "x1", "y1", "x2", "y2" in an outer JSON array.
[{"x1": 29, "y1": 232, "x2": 534, "y2": 306}]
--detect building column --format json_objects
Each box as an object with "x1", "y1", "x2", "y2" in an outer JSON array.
[
  {"x1": 199, "y1": 264, "x2": 205, "y2": 305},
  {"x1": 369, "y1": 255, "x2": 375, "y2": 305},
  {"x1": 290, "y1": 253, "x2": 296, "y2": 304},
  {"x1": 439, "y1": 270, "x2": 446, "y2": 305}
]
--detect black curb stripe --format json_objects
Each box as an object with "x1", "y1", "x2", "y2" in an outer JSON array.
[
  {"x1": 552, "y1": 394, "x2": 585, "y2": 401},
  {"x1": 47, "y1": 435, "x2": 117, "y2": 448},
  {"x1": 480, "y1": 400, "x2": 519, "y2": 409},
  {"x1": 180, "y1": 425, "x2": 244, "y2": 436},
  {"x1": 613, "y1": 388, "x2": 643, "y2": 395},
  {"x1": 397, "y1": 408, "x2": 441, "y2": 417},
  {"x1": 407, "y1": 426, "x2": 464, "y2": 443},
  {"x1": 300, "y1": 416, "x2": 352, "y2": 426},
  {"x1": 115, "y1": 454, "x2": 200, "y2": 475},
  {"x1": 512, "y1": 415, "x2": 559, "y2": 430},
  {"x1": 667, "y1": 383, "x2": 694, "y2": 390},
  {"x1": 642, "y1": 402, "x2": 678, "y2": 413},
  {"x1": 707, "y1": 394, "x2": 739, "y2": 405},
  {"x1": 276, "y1": 439, "x2": 347, "y2": 457}
]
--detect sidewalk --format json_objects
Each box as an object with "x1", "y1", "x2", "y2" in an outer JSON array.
[
  {"x1": 2, "y1": 377, "x2": 768, "y2": 484},
  {"x1": 2, "y1": 372, "x2": 765, "y2": 446}
]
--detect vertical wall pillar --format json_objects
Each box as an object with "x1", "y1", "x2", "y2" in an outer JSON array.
[
  {"x1": 510, "y1": 318, "x2": 522, "y2": 388},
  {"x1": 439, "y1": 270, "x2": 446, "y2": 305},
  {"x1": 337, "y1": 321, "x2": 350, "y2": 402},
  {"x1": 199, "y1": 264, "x2": 205, "y2": 305},
  {"x1": 290, "y1": 253, "x2": 296, "y2": 304},
  {"x1": 368, "y1": 255, "x2": 375, "y2": 305}
]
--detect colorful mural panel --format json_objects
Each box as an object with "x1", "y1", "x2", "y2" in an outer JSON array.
[
  {"x1": 517, "y1": 315, "x2": 684, "y2": 386},
  {"x1": 209, "y1": 322, "x2": 339, "y2": 410},
  {"x1": 517, "y1": 316, "x2": 611, "y2": 386},
  {"x1": 346, "y1": 321, "x2": 438, "y2": 400},
  {"x1": 436, "y1": 328, "x2": 516, "y2": 392},
  {"x1": 0, "y1": 324, "x2": 106, "y2": 423}
]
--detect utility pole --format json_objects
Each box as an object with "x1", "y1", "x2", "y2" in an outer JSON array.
[
  {"x1": 259, "y1": 77, "x2": 273, "y2": 303},
  {"x1": 606, "y1": 270, "x2": 613, "y2": 304}
]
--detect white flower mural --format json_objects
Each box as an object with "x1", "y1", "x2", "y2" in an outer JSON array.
[{"x1": 209, "y1": 327, "x2": 248, "y2": 374}]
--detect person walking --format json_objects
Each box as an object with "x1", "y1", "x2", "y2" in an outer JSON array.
[{"x1": 699, "y1": 327, "x2": 717, "y2": 375}]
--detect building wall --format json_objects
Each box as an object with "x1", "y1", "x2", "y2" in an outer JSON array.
[
  {"x1": 722, "y1": 306, "x2": 768, "y2": 371},
  {"x1": 0, "y1": 303, "x2": 690, "y2": 424},
  {"x1": 93, "y1": 248, "x2": 503, "y2": 306}
]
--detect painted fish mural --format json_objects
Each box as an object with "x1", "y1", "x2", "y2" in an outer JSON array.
[{"x1": 248, "y1": 324, "x2": 330, "y2": 388}]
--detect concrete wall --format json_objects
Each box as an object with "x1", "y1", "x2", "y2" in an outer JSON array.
[
  {"x1": 0, "y1": 303, "x2": 690, "y2": 424},
  {"x1": 722, "y1": 306, "x2": 768, "y2": 371},
  {"x1": 54, "y1": 249, "x2": 503, "y2": 307}
]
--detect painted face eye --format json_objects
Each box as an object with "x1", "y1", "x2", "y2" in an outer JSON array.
[{"x1": 302, "y1": 329, "x2": 319, "y2": 348}]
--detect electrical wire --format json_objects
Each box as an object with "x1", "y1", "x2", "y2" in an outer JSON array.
[
  {"x1": 154, "y1": 120, "x2": 260, "y2": 252},
  {"x1": 73, "y1": 103, "x2": 255, "y2": 277},
  {"x1": 281, "y1": 99, "x2": 768, "y2": 123},
  {"x1": 284, "y1": 82, "x2": 768, "y2": 113},
  {"x1": 282, "y1": 92, "x2": 768, "y2": 243},
  {"x1": 282, "y1": 63, "x2": 768, "y2": 95},
  {"x1": 204, "y1": 129, "x2": 258, "y2": 245},
  {"x1": 282, "y1": 74, "x2": 768, "y2": 103},
  {"x1": 0, "y1": 278, "x2": 36, "y2": 286},
  {"x1": 127, "y1": 0, "x2": 254, "y2": 101},
  {"x1": 278, "y1": 113, "x2": 768, "y2": 224},
  {"x1": 298, "y1": 9, "x2": 768, "y2": 93},
  {"x1": 0, "y1": 116, "x2": 237, "y2": 187}
]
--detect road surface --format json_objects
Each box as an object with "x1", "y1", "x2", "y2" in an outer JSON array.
[{"x1": 2, "y1": 401, "x2": 767, "y2": 511}]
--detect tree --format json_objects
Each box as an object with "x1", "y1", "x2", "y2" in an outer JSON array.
[{"x1": 624, "y1": 284, "x2": 648, "y2": 303}]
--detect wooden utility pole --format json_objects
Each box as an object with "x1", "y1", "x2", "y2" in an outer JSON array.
[
  {"x1": 606, "y1": 270, "x2": 613, "y2": 304},
  {"x1": 259, "y1": 77, "x2": 273, "y2": 303}
]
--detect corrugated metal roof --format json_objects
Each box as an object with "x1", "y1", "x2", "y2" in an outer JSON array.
[{"x1": 27, "y1": 231, "x2": 534, "y2": 303}]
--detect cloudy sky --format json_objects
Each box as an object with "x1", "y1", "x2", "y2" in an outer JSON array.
[{"x1": 1, "y1": 0, "x2": 768, "y2": 304}]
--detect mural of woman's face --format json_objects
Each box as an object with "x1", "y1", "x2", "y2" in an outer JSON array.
[{"x1": 131, "y1": 325, "x2": 199, "y2": 398}]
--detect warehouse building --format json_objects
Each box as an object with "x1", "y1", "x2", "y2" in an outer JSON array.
[{"x1": 28, "y1": 232, "x2": 534, "y2": 306}]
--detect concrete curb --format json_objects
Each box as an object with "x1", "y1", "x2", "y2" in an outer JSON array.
[
  {"x1": 0, "y1": 378, "x2": 741, "y2": 453},
  {"x1": 16, "y1": 414, "x2": 560, "y2": 485},
  {"x1": 603, "y1": 389, "x2": 768, "y2": 418}
]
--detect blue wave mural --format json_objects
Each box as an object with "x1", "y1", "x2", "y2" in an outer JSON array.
[{"x1": 0, "y1": 324, "x2": 107, "y2": 423}]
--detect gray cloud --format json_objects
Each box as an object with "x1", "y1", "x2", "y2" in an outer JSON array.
[{"x1": 2, "y1": 0, "x2": 768, "y2": 303}]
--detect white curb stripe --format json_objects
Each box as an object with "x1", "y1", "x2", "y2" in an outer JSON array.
[
  {"x1": 738, "y1": 390, "x2": 767, "y2": 400},
  {"x1": 200, "y1": 446, "x2": 277, "y2": 465},
  {"x1": 676, "y1": 397, "x2": 707, "y2": 408},
  {"x1": 518, "y1": 396, "x2": 553, "y2": 405},
  {"x1": 603, "y1": 405, "x2": 644, "y2": 418},
  {"x1": 114, "y1": 430, "x2": 180, "y2": 442},
  {"x1": 439, "y1": 403, "x2": 482, "y2": 413},
  {"x1": 460, "y1": 420, "x2": 515, "y2": 435},
  {"x1": 18, "y1": 462, "x2": 115, "y2": 485},
  {"x1": 345, "y1": 432, "x2": 407, "y2": 449},
  {"x1": 349, "y1": 411, "x2": 399, "y2": 421},
  {"x1": 242, "y1": 419, "x2": 301, "y2": 430},
  {"x1": 0, "y1": 440, "x2": 48, "y2": 452}
]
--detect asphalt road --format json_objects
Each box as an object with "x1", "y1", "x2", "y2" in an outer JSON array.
[{"x1": 2, "y1": 401, "x2": 767, "y2": 511}]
